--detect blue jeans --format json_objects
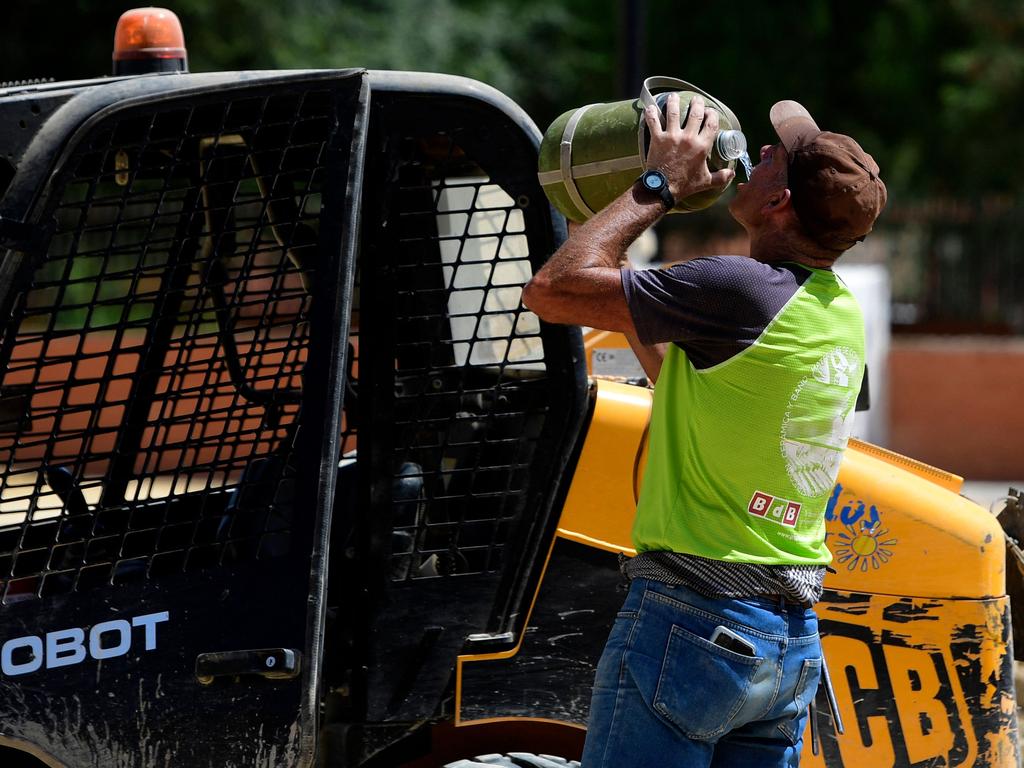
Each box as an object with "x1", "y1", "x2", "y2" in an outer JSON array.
[{"x1": 582, "y1": 579, "x2": 822, "y2": 768}]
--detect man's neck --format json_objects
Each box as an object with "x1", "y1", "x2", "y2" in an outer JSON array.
[{"x1": 748, "y1": 229, "x2": 836, "y2": 270}]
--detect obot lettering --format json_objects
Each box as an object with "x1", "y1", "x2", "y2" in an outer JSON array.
[{"x1": 1, "y1": 611, "x2": 169, "y2": 677}]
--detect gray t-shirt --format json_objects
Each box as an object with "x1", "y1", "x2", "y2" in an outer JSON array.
[{"x1": 621, "y1": 254, "x2": 810, "y2": 367}]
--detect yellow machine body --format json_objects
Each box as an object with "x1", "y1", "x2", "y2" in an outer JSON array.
[{"x1": 455, "y1": 354, "x2": 1019, "y2": 766}]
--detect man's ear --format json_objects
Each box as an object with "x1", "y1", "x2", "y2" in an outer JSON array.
[{"x1": 762, "y1": 188, "x2": 792, "y2": 215}]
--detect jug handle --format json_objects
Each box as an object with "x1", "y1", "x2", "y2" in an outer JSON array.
[{"x1": 640, "y1": 76, "x2": 742, "y2": 133}]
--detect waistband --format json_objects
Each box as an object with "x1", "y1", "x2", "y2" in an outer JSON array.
[{"x1": 741, "y1": 593, "x2": 814, "y2": 612}]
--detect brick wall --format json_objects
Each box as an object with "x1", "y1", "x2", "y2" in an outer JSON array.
[{"x1": 889, "y1": 336, "x2": 1024, "y2": 479}]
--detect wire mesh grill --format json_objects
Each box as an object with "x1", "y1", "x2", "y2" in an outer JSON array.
[
  {"x1": 0, "y1": 88, "x2": 338, "y2": 604},
  {"x1": 382, "y1": 133, "x2": 548, "y2": 582}
]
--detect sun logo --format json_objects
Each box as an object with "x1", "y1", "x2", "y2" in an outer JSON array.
[{"x1": 834, "y1": 520, "x2": 897, "y2": 572}]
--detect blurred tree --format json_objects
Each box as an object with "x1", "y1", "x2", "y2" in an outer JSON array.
[
  {"x1": 642, "y1": 0, "x2": 986, "y2": 199},
  {"x1": 939, "y1": 0, "x2": 1024, "y2": 195},
  {"x1": 196, "y1": 0, "x2": 618, "y2": 125},
  {"x1": 0, "y1": 0, "x2": 612, "y2": 128},
  {"x1": 1, "y1": 0, "x2": 1023, "y2": 199}
]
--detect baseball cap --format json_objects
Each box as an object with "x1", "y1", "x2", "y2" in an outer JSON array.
[{"x1": 770, "y1": 100, "x2": 887, "y2": 253}]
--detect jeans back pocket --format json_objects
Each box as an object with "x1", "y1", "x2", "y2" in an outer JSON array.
[{"x1": 645, "y1": 623, "x2": 763, "y2": 741}]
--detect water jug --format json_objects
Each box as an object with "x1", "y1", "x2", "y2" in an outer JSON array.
[{"x1": 538, "y1": 76, "x2": 747, "y2": 223}]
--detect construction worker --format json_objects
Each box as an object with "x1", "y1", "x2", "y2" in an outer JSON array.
[{"x1": 522, "y1": 93, "x2": 886, "y2": 767}]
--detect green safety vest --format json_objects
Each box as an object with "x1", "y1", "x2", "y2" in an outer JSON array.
[{"x1": 632, "y1": 266, "x2": 865, "y2": 565}]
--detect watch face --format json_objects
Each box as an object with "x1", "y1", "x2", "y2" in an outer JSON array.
[{"x1": 643, "y1": 171, "x2": 665, "y2": 190}]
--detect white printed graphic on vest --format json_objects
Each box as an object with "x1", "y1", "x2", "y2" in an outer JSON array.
[
  {"x1": 748, "y1": 490, "x2": 802, "y2": 528},
  {"x1": 779, "y1": 346, "x2": 861, "y2": 498}
]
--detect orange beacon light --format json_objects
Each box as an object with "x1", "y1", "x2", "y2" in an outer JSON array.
[{"x1": 112, "y1": 7, "x2": 188, "y2": 76}]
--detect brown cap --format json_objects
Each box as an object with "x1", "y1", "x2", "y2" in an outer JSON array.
[{"x1": 770, "y1": 100, "x2": 887, "y2": 253}]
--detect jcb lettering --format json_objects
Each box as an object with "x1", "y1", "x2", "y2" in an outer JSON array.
[
  {"x1": 815, "y1": 629, "x2": 974, "y2": 768},
  {"x1": 824, "y1": 635, "x2": 895, "y2": 767},
  {"x1": 884, "y1": 645, "x2": 955, "y2": 764},
  {"x1": 0, "y1": 611, "x2": 169, "y2": 678}
]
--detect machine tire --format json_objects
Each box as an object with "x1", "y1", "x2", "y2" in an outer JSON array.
[{"x1": 444, "y1": 754, "x2": 580, "y2": 768}]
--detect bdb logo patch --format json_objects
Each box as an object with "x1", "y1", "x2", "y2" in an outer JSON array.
[{"x1": 748, "y1": 491, "x2": 801, "y2": 528}]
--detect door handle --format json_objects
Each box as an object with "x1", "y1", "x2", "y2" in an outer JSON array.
[{"x1": 195, "y1": 648, "x2": 301, "y2": 685}]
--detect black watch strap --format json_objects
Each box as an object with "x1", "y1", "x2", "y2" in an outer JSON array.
[{"x1": 639, "y1": 169, "x2": 676, "y2": 210}]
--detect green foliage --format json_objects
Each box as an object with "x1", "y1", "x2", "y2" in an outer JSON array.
[
  {"x1": 170, "y1": 0, "x2": 614, "y2": 126},
  {"x1": 939, "y1": 0, "x2": 1024, "y2": 194},
  {"x1": 2, "y1": 0, "x2": 1023, "y2": 198}
]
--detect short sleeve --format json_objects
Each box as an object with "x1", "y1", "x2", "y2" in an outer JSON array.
[{"x1": 621, "y1": 255, "x2": 808, "y2": 368}]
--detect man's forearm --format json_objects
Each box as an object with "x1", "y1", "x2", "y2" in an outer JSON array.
[
  {"x1": 521, "y1": 184, "x2": 666, "y2": 330},
  {"x1": 543, "y1": 184, "x2": 666, "y2": 279}
]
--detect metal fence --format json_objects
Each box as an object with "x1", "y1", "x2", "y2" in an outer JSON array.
[{"x1": 877, "y1": 197, "x2": 1024, "y2": 335}]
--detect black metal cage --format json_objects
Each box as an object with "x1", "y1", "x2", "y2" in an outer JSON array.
[
  {"x1": 0, "y1": 87, "x2": 335, "y2": 604},
  {"x1": 0, "y1": 70, "x2": 587, "y2": 766}
]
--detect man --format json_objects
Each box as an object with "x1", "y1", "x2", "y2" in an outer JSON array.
[{"x1": 522, "y1": 93, "x2": 886, "y2": 767}]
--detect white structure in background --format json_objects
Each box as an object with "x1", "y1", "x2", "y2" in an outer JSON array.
[
  {"x1": 627, "y1": 228, "x2": 659, "y2": 267},
  {"x1": 434, "y1": 179, "x2": 543, "y2": 369},
  {"x1": 834, "y1": 262, "x2": 891, "y2": 446}
]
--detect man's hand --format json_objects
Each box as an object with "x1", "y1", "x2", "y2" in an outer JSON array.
[{"x1": 644, "y1": 93, "x2": 735, "y2": 203}]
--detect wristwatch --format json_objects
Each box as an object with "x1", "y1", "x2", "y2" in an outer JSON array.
[{"x1": 639, "y1": 169, "x2": 675, "y2": 210}]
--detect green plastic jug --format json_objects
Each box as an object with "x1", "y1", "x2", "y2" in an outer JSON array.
[{"x1": 538, "y1": 76, "x2": 746, "y2": 223}]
